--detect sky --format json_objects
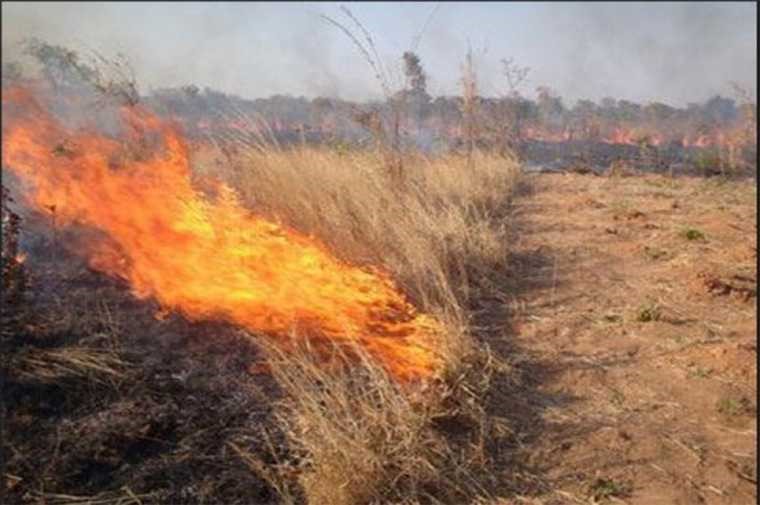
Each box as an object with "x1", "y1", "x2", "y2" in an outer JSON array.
[{"x1": 2, "y1": 2, "x2": 757, "y2": 106}]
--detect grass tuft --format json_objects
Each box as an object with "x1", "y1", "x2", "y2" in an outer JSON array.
[
  {"x1": 636, "y1": 302, "x2": 661, "y2": 323},
  {"x1": 682, "y1": 227, "x2": 706, "y2": 241}
]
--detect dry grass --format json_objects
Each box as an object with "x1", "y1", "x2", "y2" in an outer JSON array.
[
  {"x1": 198, "y1": 146, "x2": 519, "y2": 315},
  {"x1": 10, "y1": 346, "x2": 129, "y2": 386},
  {"x1": 249, "y1": 336, "x2": 508, "y2": 505},
  {"x1": 264, "y1": 341, "x2": 449, "y2": 505},
  {"x1": 27, "y1": 488, "x2": 152, "y2": 505},
  {"x1": 193, "y1": 145, "x2": 520, "y2": 504}
]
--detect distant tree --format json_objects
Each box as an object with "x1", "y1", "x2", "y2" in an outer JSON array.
[
  {"x1": 501, "y1": 57, "x2": 530, "y2": 97},
  {"x1": 482, "y1": 58, "x2": 531, "y2": 156},
  {"x1": 312, "y1": 97, "x2": 334, "y2": 111},
  {"x1": 645, "y1": 102, "x2": 676, "y2": 123},
  {"x1": 702, "y1": 95, "x2": 737, "y2": 123},
  {"x1": 22, "y1": 38, "x2": 139, "y2": 106},
  {"x1": 600, "y1": 97, "x2": 617, "y2": 114},
  {"x1": 573, "y1": 99, "x2": 597, "y2": 115},
  {"x1": 398, "y1": 51, "x2": 432, "y2": 123},
  {"x1": 572, "y1": 99, "x2": 600, "y2": 140},
  {"x1": 402, "y1": 51, "x2": 427, "y2": 96},
  {"x1": 616, "y1": 100, "x2": 642, "y2": 122},
  {"x1": 536, "y1": 86, "x2": 564, "y2": 124},
  {"x1": 182, "y1": 84, "x2": 200, "y2": 97},
  {"x1": 494, "y1": 57, "x2": 531, "y2": 155}
]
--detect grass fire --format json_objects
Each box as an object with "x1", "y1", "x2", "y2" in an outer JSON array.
[
  {"x1": 3, "y1": 86, "x2": 443, "y2": 381},
  {"x1": 2, "y1": 3, "x2": 756, "y2": 505}
]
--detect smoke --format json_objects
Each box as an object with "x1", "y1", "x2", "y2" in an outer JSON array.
[
  {"x1": 538, "y1": 2, "x2": 757, "y2": 105},
  {"x1": 2, "y1": 2, "x2": 757, "y2": 106}
]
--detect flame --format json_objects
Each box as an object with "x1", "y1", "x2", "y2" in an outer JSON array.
[{"x1": 2, "y1": 87, "x2": 443, "y2": 381}]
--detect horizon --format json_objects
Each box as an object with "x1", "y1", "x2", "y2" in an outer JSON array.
[{"x1": 2, "y1": 2, "x2": 757, "y2": 107}]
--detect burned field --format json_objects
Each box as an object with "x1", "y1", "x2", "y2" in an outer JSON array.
[
  {"x1": 3, "y1": 247, "x2": 278, "y2": 503},
  {"x1": 1, "y1": 12, "x2": 757, "y2": 505}
]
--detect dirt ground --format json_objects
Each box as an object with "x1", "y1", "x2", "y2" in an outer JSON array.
[{"x1": 497, "y1": 172, "x2": 757, "y2": 504}]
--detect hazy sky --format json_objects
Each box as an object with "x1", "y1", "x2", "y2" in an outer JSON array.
[{"x1": 2, "y1": 2, "x2": 757, "y2": 106}]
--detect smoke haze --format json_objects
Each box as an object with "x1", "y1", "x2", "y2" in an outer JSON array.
[{"x1": 2, "y1": 2, "x2": 756, "y2": 105}]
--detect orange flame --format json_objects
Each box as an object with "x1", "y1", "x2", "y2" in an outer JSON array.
[{"x1": 2, "y1": 87, "x2": 442, "y2": 381}]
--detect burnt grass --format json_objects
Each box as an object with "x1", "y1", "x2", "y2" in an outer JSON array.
[{"x1": 1, "y1": 233, "x2": 287, "y2": 504}]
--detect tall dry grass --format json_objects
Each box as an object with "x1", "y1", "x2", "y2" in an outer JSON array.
[
  {"x1": 197, "y1": 146, "x2": 518, "y2": 314},
  {"x1": 197, "y1": 144, "x2": 519, "y2": 504}
]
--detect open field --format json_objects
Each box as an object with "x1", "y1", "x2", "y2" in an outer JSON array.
[
  {"x1": 498, "y1": 172, "x2": 756, "y2": 504},
  {"x1": 1, "y1": 12, "x2": 756, "y2": 503}
]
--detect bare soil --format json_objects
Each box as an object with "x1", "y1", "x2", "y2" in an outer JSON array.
[{"x1": 498, "y1": 172, "x2": 757, "y2": 504}]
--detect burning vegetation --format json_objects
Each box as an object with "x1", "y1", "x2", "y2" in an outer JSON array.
[
  {"x1": 2, "y1": 85, "x2": 444, "y2": 381},
  {"x1": 2, "y1": 37, "x2": 521, "y2": 505},
  {"x1": 140, "y1": 69, "x2": 757, "y2": 175}
]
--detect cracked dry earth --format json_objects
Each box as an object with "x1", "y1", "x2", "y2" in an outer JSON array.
[{"x1": 504, "y1": 172, "x2": 756, "y2": 504}]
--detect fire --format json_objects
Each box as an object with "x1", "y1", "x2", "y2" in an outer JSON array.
[{"x1": 2, "y1": 87, "x2": 443, "y2": 381}]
